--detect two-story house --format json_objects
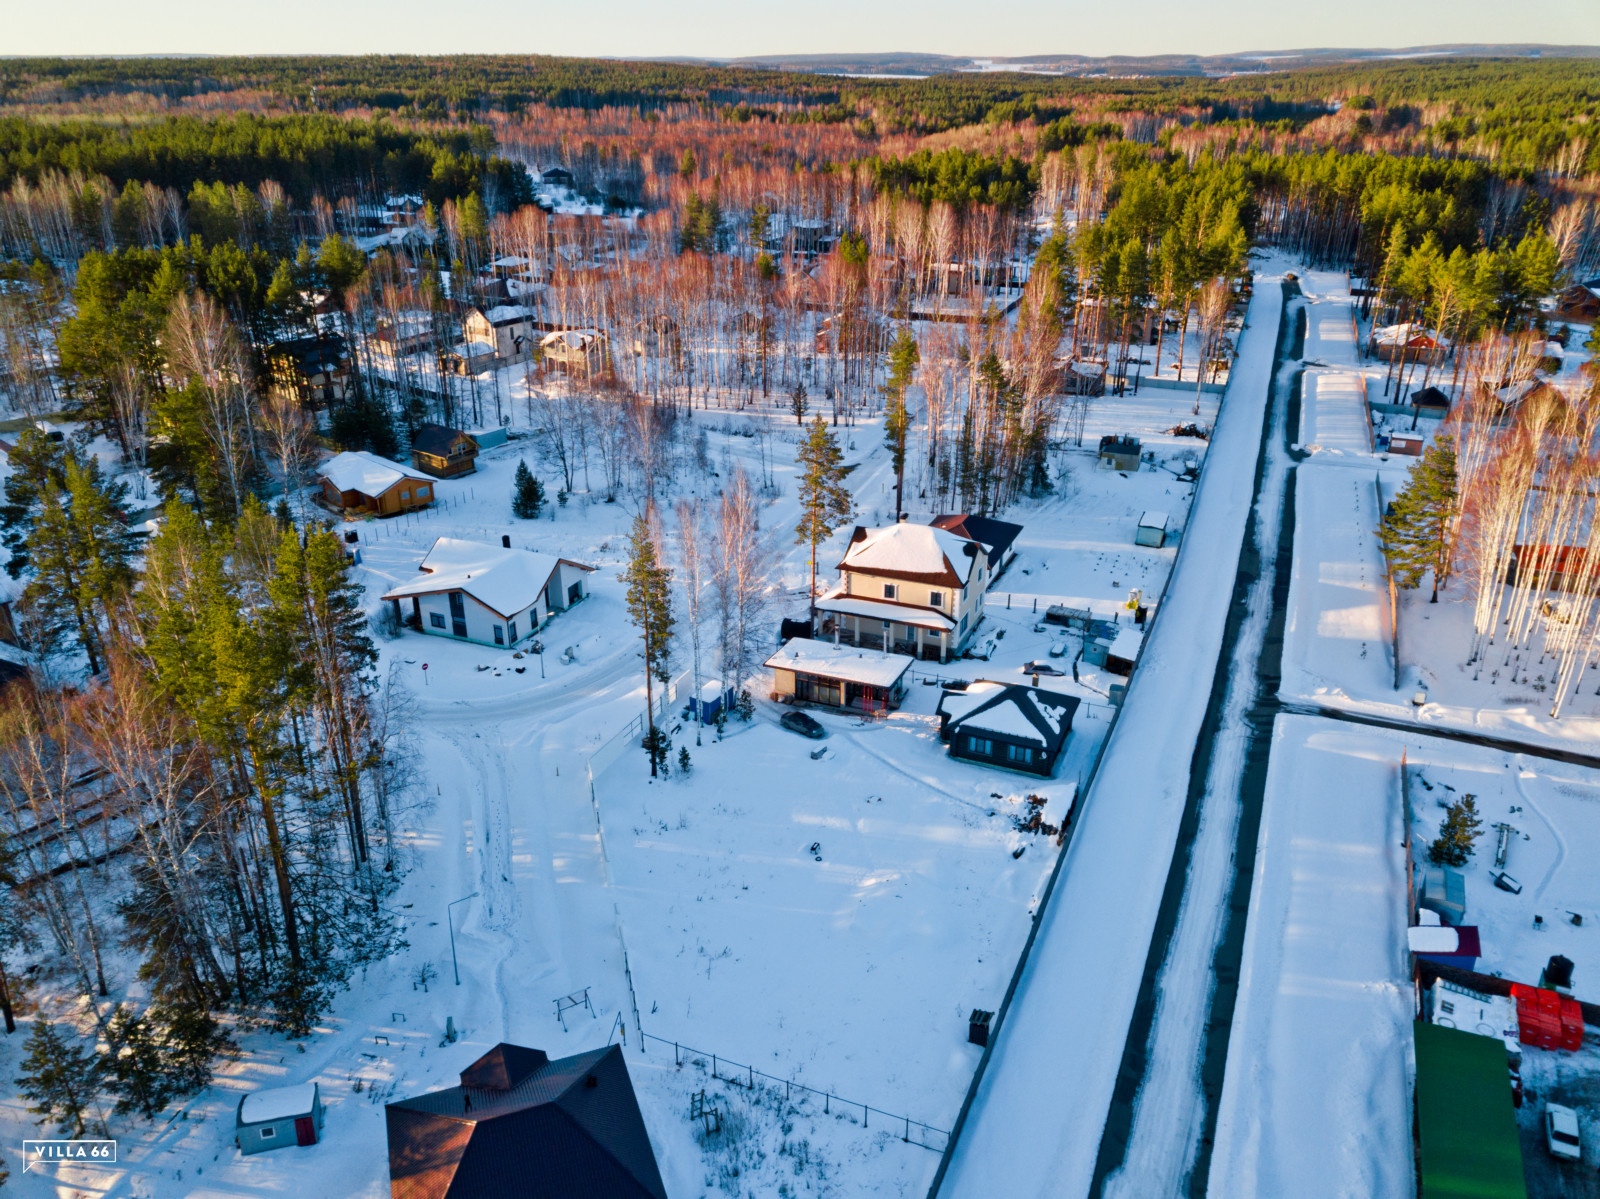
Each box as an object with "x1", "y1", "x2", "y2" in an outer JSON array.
[
  {"x1": 463, "y1": 305, "x2": 540, "y2": 365},
  {"x1": 814, "y1": 518, "x2": 988, "y2": 662}
]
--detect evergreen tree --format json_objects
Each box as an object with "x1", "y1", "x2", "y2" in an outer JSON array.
[
  {"x1": 882, "y1": 329, "x2": 919, "y2": 517},
  {"x1": 24, "y1": 457, "x2": 136, "y2": 674},
  {"x1": 511, "y1": 460, "x2": 544, "y2": 519},
  {"x1": 0, "y1": 426, "x2": 69, "y2": 579},
  {"x1": 791, "y1": 381, "x2": 808, "y2": 425},
  {"x1": 16, "y1": 1021, "x2": 100, "y2": 1136},
  {"x1": 1380, "y1": 436, "x2": 1458, "y2": 602},
  {"x1": 794, "y1": 417, "x2": 854, "y2": 621},
  {"x1": 623, "y1": 511, "x2": 675, "y2": 778},
  {"x1": 1429, "y1": 795, "x2": 1483, "y2": 867},
  {"x1": 677, "y1": 745, "x2": 692, "y2": 776}
]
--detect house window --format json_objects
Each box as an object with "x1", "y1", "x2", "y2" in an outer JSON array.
[
  {"x1": 1006, "y1": 744, "x2": 1034, "y2": 764},
  {"x1": 509, "y1": 619, "x2": 518, "y2": 642},
  {"x1": 418, "y1": 485, "x2": 430, "y2": 497},
  {"x1": 883, "y1": 584, "x2": 897, "y2": 600},
  {"x1": 960, "y1": 614, "x2": 968, "y2": 633},
  {"x1": 929, "y1": 591, "x2": 944, "y2": 608},
  {"x1": 400, "y1": 491, "x2": 410, "y2": 501},
  {"x1": 966, "y1": 735, "x2": 995, "y2": 756},
  {"x1": 493, "y1": 625, "x2": 504, "y2": 645},
  {"x1": 260, "y1": 1126, "x2": 276, "y2": 1140},
  {"x1": 430, "y1": 613, "x2": 446, "y2": 629}
]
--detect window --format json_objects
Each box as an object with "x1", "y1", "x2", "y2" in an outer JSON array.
[
  {"x1": 966, "y1": 735, "x2": 995, "y2": 756},
  {"x1": 493, "y1": 625, "x2": 504, "y2": 645},
  {"x1": 260, "y1": 1126, "x2": 276, "y2": 1140},
  {"x1": 1006, "y1": 744, "x2": 1034, "y2": 765},
  {"x1": 418, "y1": 485, "x2": 430, "y2": 497},
  {"x1": 960, "y1": 614, "x2": 968, "y2": 633},
  {"x1": 929, "y1": 591, "x2": 944, "y2": 608},
  {"x1": 883, "y1": 584, "x2": 897, "y2": 600},
  {"x1": 509, "y1": 619, "x2": 518, "y2": 642},
  {"x1": 430, "y1": 613, "x2": 446, "y2": 629},
  {"x1": 400, "y1": 491, "x2": 410, "y2": 501}
]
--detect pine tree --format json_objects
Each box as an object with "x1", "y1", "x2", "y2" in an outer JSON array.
[
  {"x1": 511, "y1": 460, "x2": 544, "y2": 519},
  {"x1": 1429, "y1": 795, "x2": 1483, "y2": 866},
  {"x1": 794, "y1": 417, "x2": 854, "y2": 622},
  {"x1": 624, "y1": 512, "x2": 675, "y2": 778},
  {"x1": 677, "y1": 745, "x2": 692, "y2": 776},
  {"x1": 791, "y1": 381, "x2": 808, "y2": 426},
  {"x1": 882, "y1": 329, "x2": 919, "y2": 518},
  {"x1": 1380, "y1": 435, "x2": 1458, "y2": 602},
  {"x1": 16, "y1": 1021, "x2": 100, "y2": 1136},
  {"x1": 0, "y1": 425, "x2": 69, "y2": 579}
]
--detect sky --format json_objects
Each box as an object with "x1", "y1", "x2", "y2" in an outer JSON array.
[{"x1": 6, "y1": 0, "x2": 1599, "y2": 60}]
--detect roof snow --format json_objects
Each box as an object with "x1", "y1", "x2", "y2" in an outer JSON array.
[
  {"x1": 1107, "y1": 627, "x2": 1144, "y2": 662},
  {"x1": 941, "y1": 682, "x2": 1079, "y2": 751},
  {"x1": 541, "y1": 328, "x2": 603, "y2": 350},
  {"x1": 841, "y1": 523, "x2": 978, "y2": 584},
  {"x1": 961, "y1": 696, "x2": 1049, "y2": 743},
  {"x1": 1138, "y1": 511, "x2": 1169, "y2": 531},
  {"x1": 764, "y1": 638, "x2": 913, "y2": 688},
  {"x1": 482, "y1": 305, "x2": 536, "y2": 326},
  {"x1": 319, "y1": 450, "x2": 425, "y2": 496},
  {"x1": 382, "y1": 538, "x2": 588, "y2": 618},
  {"x1": 815, "y1": 585, "x2": 956, "y2": 631},
  {"x1": 239, "y1": 1082, "x2": 317, "y2": 1125}
]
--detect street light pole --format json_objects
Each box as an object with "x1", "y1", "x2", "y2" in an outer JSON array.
[{"x1": 448, "y1": 891, "x2": 479, "y2": 985}]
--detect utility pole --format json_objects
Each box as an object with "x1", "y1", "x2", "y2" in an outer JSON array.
[{"x1": 448, "y1": 891, "x2": 479, "y2": 985}]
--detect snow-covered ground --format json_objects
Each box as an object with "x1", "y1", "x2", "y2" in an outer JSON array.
[
  {"x1": 1206, "y1": 714, "x2": 1414, "y2": 1199},
  {"x1": 936, "y1": 263, "x2": 1285, "y2": 1199}
]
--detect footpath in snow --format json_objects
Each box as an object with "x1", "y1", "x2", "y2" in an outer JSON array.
[
  {"x1": 1205, "y1": 714, "x2": 1414, "y2": 1199},
  {"x1": 934, "y1": 270, "x2": 1284, "y2": 1199}
]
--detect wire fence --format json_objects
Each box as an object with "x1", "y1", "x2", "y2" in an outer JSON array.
[{"x1": 634, "y1": 1030, "x2": 950, "y2": 1153}]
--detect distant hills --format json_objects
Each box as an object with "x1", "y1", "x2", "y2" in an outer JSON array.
[{"x1": 663, "y1": 45, "x2": 1599, "y2": 78}]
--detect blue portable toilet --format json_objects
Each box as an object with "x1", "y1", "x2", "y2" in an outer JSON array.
[{"x1": 687, "y1": 680, "x2": 723, "y2": 722}]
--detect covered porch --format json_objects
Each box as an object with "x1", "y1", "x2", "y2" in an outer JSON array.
[{"x1": 814, "y1": 590, "x2": 956, "y2": 663}]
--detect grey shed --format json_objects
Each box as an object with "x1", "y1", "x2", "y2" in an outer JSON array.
[{"x1": 236, "y1": 1081, "x2": 324, "y2": 1154}]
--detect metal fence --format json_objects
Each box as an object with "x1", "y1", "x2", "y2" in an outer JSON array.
[{"x1": 635, "y1": 1030, "x2": 950, "y2": 1152}]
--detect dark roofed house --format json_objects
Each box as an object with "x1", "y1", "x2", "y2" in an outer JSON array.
[
  {"x1": 936, "y1": 681, "x2": 1079, "y2": 777},
  {"x1": 386, "y1": 1042, "x2": 666, "y2": 1199},
  {"x1": 411, "y1": 424, "x2": 479, "y2": 479},
  {"x1": 1411, "y1": 386, "x2": 1451, "y2": 414},
  {"x1": 1553, "y1": 282, "x2": 1600, "y2": 323},
  {"x1": 930, "y1": 513, "x2": 1024, "y2": 579}
]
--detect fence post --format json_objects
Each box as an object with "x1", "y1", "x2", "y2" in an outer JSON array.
[
  {"x1": 825, "y1": 1092, "x2": 830, "y2": 1115},
  {"x1": 904, "y1": 1115, "x2": 910, "y2": 1142},
  {"x1": 712, "y1": 1054, "x2": 717, "y2": 1080},
  {"x1": 748, "y1": 1064, "x2": 754, "y2": 1089},
  {"x1": 864, "y1": 1104, "x2": 869, "y2": 1128}
]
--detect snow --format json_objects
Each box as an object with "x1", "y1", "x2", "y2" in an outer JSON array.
[
  {"x1": 959, "y1": 697, "x2": 1046, "y2": 743},
  {"x1": 937, "y1": 266, "x2": 1285, "y2": 1199},
  {"x1": 1206, "y1": 715, "x2": 1413, "y2": 1199},
  {"x1": 319, "y1": 449, "x2": 422, "y2": 495},
  {"x1": 765, "y1": 637, "x2": 915, "y2": 688},
  {"x1": 380, "y1": 536, "x2": 579, "y2": 619},
  {"x1": 238, "y1": 1082, "x2": 319, "y2": 1125},
  {"x1": 481, "y1": 304, "x2": 537, "y2": 325},
  {"x1": 1299, "y1": 370, "x2": 1371, "y2": 456},
  {"x1": 1105, "y1": 626, "x2": 1143, "y2": 662},
  {"x1": 1408, "y1": 926, "x2": 1462, "y2": 953},
  {"x1": 841, "y1": 522, "x2": 978, "y2": 584},
  {"x1": 1137, "y1": 510, "x2": 1168, "y2": 531}
]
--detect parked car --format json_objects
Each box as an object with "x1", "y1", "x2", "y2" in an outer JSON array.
[
  {"x1": 1022, "y1": 661, "x2": 1065, "y2": 677},
  {"x1": 779, "y1": 711, "x2": 826, "y2": 740},
  {"x1": 1545, "y1": 1103, "x2": 1582, "y2": 1161}
]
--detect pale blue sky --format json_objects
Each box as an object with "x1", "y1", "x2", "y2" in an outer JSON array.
[{"x1": 7, "y1": 0, "x2": 1598, "y2": 60}]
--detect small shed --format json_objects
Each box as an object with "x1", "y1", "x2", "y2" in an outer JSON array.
[
  {"x1": 1098, "y1": 434, "x2": 1141, "y2": 472},
  {"x1": 1135, "y1": 511, "x2": 1169, "y2": 548},
  {"x1": 1388, "y1": 432, "x2": 1425, "y2": 457},
  {"x1": 1409, "y1": 924, "x2": 1481, "y2": 972},
  {"x1": 1410, "y1": 385, "x2": 1451, "y2": 415},
  {"x1": 687, "y1": 679, "x2": 724, "y2": 723},
  {"x1": 236, "y1": 1081, "x2": 324, "y2": 1154},
  {"x1": 1420, "y1": 866, "x2": 1467, "y2": 925},
  {"x1": 1104, "y1": 627, "x2": 1144, "y2": 677}
]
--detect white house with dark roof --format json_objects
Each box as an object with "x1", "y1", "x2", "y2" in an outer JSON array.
[
  {"x1": 381, "y1": 537, "x2": 593, "y2": 649},
  {"x1": 814, "y1": 518, "x2": 988, "y2": 661}
]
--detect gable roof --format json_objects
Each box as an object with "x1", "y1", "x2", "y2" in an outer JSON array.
[
  {"x1": 386, "y1": 1043, "x2": 667, "y2": 1199},
  {"x1": 930, "y1": 513, "x2": 1023, "y2": 571},
  {"x1": 477, "y1": 305, "x2": 537, "y2": 327},
  {"x1": 412, "y1": 424, "x2": 475, "y2": 458},
  {"x1": 381, "y1": 538, "x2": 592, "y2": 619},
  {"x1": 1411, "y1": 386, "x2": 1451, "y2": 409},
  {"x1": 939, "y1": 682, "x2": 1078, "y2": 752},
  {"x1": 838, "y1": 522, "x2": 980, "y2": 587},
  {"x1": 320, "y1": 450, "x2": 430, "y2": 497},
  {"x1": 238, "y1": 1082, "x2": 319, "y2": 1127}
]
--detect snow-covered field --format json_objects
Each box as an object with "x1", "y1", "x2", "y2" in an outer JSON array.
[{"x1": 1207, "y1": 715, "x2": 1414, "y2": 1199}]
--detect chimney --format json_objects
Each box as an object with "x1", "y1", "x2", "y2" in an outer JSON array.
[{"x1": 502, "y1": 534, "x2": 512, "y2": 549}]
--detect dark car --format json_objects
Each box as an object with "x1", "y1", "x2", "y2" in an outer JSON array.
[
  {"x1": 780, "y1": 711, "x2": 826, "y2": 739},
  {"x1": 1022, "y1": 661, "x2": 1065, "y2": 677}
]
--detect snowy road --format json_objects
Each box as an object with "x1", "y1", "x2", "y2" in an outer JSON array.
[{"x1": 933, "y1": 270, "x2": 1286, "y2": 1199}]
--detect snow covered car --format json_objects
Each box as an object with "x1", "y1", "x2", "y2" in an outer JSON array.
[
  {"x1": 779, "y1": 711, "x2": 826, "y2": 740},
  {"x1": 1022, "y1": 661, "x2": 1065, "y2": 677},
  {"x1": 1545, "y1": 1103, "x2": 1582, "y2": 1161}
]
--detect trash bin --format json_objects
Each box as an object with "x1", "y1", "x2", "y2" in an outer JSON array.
[{"x1": 968, "y1": 1009, "x2": 993, "y2": 1048}]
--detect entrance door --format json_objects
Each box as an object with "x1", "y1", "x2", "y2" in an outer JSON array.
[
  {"x1": 448, "y1": 591, "x2": 468, "y2": 638},
  {"x1": 294, "y1": 1116, "x2": 315, "y2": 1146}
]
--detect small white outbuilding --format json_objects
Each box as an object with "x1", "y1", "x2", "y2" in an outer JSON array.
[{"x1": 235, "y1": 1081, "x2": 324, "y2": 1154}]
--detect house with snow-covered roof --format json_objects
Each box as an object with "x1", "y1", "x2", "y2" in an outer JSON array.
[
  {"x1": 814, "y1": 516, "x2": 989, "y2": 662},
  {"x1": 936, "y1": 681, "x2": 1079, "y2": 777},
  {"x1": 463, "y1": 305, "x2": 540, "y2": 365},
  {"x1": 317, "y1": 451, "x2": 436, "y2": 516},
  {"x1": 381, "y1": 537, "x2": 593, "y2": 649},
  {"x1": 236, "y1": 1081, "x2": 324, "y2": 1154},
  {"x1": 540, "y1": 328, "x2": 608, "y2": 376}
]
